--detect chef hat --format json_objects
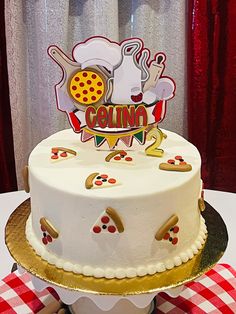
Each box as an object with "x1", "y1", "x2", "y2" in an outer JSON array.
[{"x1": 73, "y1": 37, "x2": 121, "y2": 72}]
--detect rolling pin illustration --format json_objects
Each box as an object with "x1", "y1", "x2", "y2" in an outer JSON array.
[{"x1": 143, "y1": 53, "x2": 165, "y2": 92}]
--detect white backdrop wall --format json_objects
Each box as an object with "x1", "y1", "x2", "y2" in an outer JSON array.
[{"x1": 5, "y1": 0, "x2": 187, "y2": 189}]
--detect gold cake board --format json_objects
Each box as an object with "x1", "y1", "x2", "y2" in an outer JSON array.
[{"x1": 5, "y1": 199, "x2": 228, "y2": 295}]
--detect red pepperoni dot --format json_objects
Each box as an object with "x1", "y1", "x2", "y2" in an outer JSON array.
[
  {"x1": 72, "y1": 86, "x2": 77, "y2": 90},
  {"x1": 47, "y1": 235, "x2": 52, "y2": 242},
  {"x1": 60, "y1": 152, "x2": 67, "y2": 157},
  {"x1": 167, "y1": 159, "x2": 175, "y2": 164},
  {"x1": 173, "y1": 226, "x2": 179, "y2": 233},
  {"x1": 120, "y1": 151, "x2": 127, "y2": 156},
  {"x1": 101, "y1": 216, "x2": 110, "y2": 224},
  {"x1": 92, "y1": 74, "x2": 97, "y2": 79},
  {"x1": 108, "y1": 178, "x2": 116, "y2": 184},
  {"x1": 51, "y1": 155, "x2": 59, "y2": 159},
  {"x1": 83, "y1": 90, "x2": 88, "y2": 94},
  {"x1": 97, "y1": 90, "x2": 102, "y2": 95},
  {"x1": 91, "y1": 96, "x2": 96, "y2": 101},
  {"x1": 42, "y1": 237, "x2": 48, "y2": 245},
  {"x1": 100, "y1": 174, "x2": 108, "y2": 179},
  {"x1": 52, "y1": 148, "x2": 58, "y2": 154},
  {"x1": 175, "y1": 155, "x2": 183, "y2": 160},
  {"x1": 125, "y1": 157, "x2": 133, "y2": 161},
  {"x1": 79, "y1": 82, "x2": 84, "y2": 87},
  {"x1": 87, "y1": 80, "x2": 92, "y2": 84},
  {"x1": 75, "y1": 93, "x2": 80, "y2": 98},
  {"x1": 108, "y1": 225, "x2": 116, "y2": 233},
  {"x1": 83, "y1": 97, "x2": 88, "y2": 102},
  {"x1": 163, "y1": 233, "x2": 170, "y2": 240},
  {"x1": 97, "y1": 81, "x2": 102, "y2": 86},
  {"x1": 180, "y1": 161, "x2": 187, "y2": 165},
  {"x1": 95, "y1": 180, "x2": 102, "y2": 186},
  {"x1": 93, "y1": 226, "x2": 101, "y2": 233},
  {"x1": 41, "y1": 225, "x2": 46, "y2": 232},
  {"x1": 83, "y1": 72, "x2": 88, "y2": 77},
  {"x1": 172, "y1": 237, "x2": 178, "y2": 245},
  {"x1": 75, "y1": 77, "x2": 80, "y2": 82},
  {"x1": 90, "y1": 87, "x2": 94, "y2": 92},
  {"x1": 114, "y1": 156, "x2": 121, "y2": 160}
]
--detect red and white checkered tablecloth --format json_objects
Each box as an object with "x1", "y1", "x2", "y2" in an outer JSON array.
[
  {"x1": 0, "y1": 264, "x2": 235, "y2": 314},
  {"x1": 157, "y1": 264, "x2": 236, "y2": 314},
  {"x1": 0, "y1": 271, "x2": 59, "y2": 314}
]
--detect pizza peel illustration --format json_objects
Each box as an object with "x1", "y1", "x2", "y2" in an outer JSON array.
[{"x1": 48, "y1": 46, "x2": 111, "y2": 111}]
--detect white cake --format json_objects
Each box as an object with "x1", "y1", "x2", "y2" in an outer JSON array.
[{"x1": 25, "y1": 128, "x2": 207, "y2": 279}]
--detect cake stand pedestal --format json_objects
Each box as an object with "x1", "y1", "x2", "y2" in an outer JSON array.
[
  {"x1": 19, "y1": 265, "x2": 182, "y2": 314},
  {"x1": 5, "y1": 200, "x2": 228, "y2": 314}
]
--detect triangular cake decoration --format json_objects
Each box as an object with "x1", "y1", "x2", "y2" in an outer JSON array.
[
  {"x1": 105, "y1": 150, "x2": 134, "y2": 165},
  {"x1": 106, "y1": 136, "x2": 119, "y2": 149},
  {"x1": 91, "y1": 207, "x2": 124, "y2": 234},
  {"x1": 133, "y1": 130, "x2": 145, "y2": 144},
  {"x1": 51, "y1": 147, "x2": 77, "y2": 162},
  {"x1": 155, "y1": 214, "x2": 179, "y2": 245},
  {"x1": 120, "y1": 135, "x2": 133, "y2": 147},
  {"x1": 95, "y1": 135, "x2": 106, "y2": 147},
  {"x1": 81, "y1": 129, "x2": 94, "y2": 142},
  {"x1": 85, "y1": 172, "x2": 121, "y2": 189}
]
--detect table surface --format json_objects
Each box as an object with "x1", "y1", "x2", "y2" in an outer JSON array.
[{"x1": 0, "y1": 190, "x2": 235, "y2": 280}]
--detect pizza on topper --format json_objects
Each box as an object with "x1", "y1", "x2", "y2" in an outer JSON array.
[
  {"x1": 85, "y1": 172, "x2": 120, "y2": 189},
  {"x1": 105, "y1": 150, "x2": 134, "y2": 165},
  {"x1": 69, "y1": 69, "x2": 106, "y2": 106},
  {"x1": 51, "y1": 147, "x2": 77, "y2": 162},
  {"x1": 91, "y1": 207, "x2": 124, "y2": 234}
]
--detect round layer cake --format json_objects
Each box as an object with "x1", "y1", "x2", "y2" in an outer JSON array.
[{"x1": 25, "y1": 128, "x2": 207, "y2": 279}]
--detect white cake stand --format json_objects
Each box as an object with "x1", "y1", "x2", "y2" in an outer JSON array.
[
  {"x1": 5, "y1": 200, "x2": 228, "y2": 314},
  {"x1": 18, "y1": 265, "x2": 182, "y2": 314}
]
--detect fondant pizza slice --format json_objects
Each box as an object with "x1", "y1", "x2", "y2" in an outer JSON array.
[
  {"x1": 91, "y1": 207, "x2": 124, "y2": 234},
  {"x1": 85, "y1": 172, "x2": 120, "y2": 189},
  {"x1": 155, "y1": 214, "x2": 179, "y2": 245},
  {"x1": 105, "y1": 150, "x2": 134, "y2": 165},
  {"x1": 51, "y1": 147, "x2": 77, "y2": 162},
  {"x1": 40, "y1": 217, "x2": 59, "y2": 245},
  {"x1": 159, "y1": 155, "x2": 192, "y2": 172},
  {"x1": 198, "y1": 180, "x2": 205, "y2": 212}
]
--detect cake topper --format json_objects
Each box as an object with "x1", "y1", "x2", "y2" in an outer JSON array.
[{"x1": 48, "y1": 36, "x2": 175, "y2": 148}]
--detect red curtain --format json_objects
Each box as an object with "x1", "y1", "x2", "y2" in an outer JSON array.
[
  {"x1": 188, "y1": 0, "x2": 236, "y2": 192},
  {"x1": 0, "y1": 1, "x2": 17, "y2": 192}
]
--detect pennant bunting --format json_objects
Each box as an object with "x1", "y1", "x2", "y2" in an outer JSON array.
[
  {"x1": 81, "y1": 129, "x2": 94, "y2": 142},
  {"x1": 95, "y1": 135, "x2": 106, "y2": 147},
  {"x1": 106, "y1": 136, "x2": 119, "y2": 149},
  {"x1": 133, "y1": 131, "x2": 145, "y2": 144},
  {"x1": 120, "y1": 135, "x2": 133, "y2": 147}
]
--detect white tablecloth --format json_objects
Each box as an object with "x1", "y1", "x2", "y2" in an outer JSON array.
[{"x1": 0, "y1": 190, "x2": 235, "y2": 279}]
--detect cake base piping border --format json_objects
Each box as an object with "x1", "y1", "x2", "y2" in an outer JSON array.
[{"x1": 25, "y1": 214, "x2": 208, "y2": 279}]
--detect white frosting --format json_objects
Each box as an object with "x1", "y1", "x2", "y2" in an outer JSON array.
[
  {"x1": 26, "y1": 215, "x2": 207, "y2": 278},
  {"x1": 27, "y1": 128, "x2": 207, "y2": 279}
]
